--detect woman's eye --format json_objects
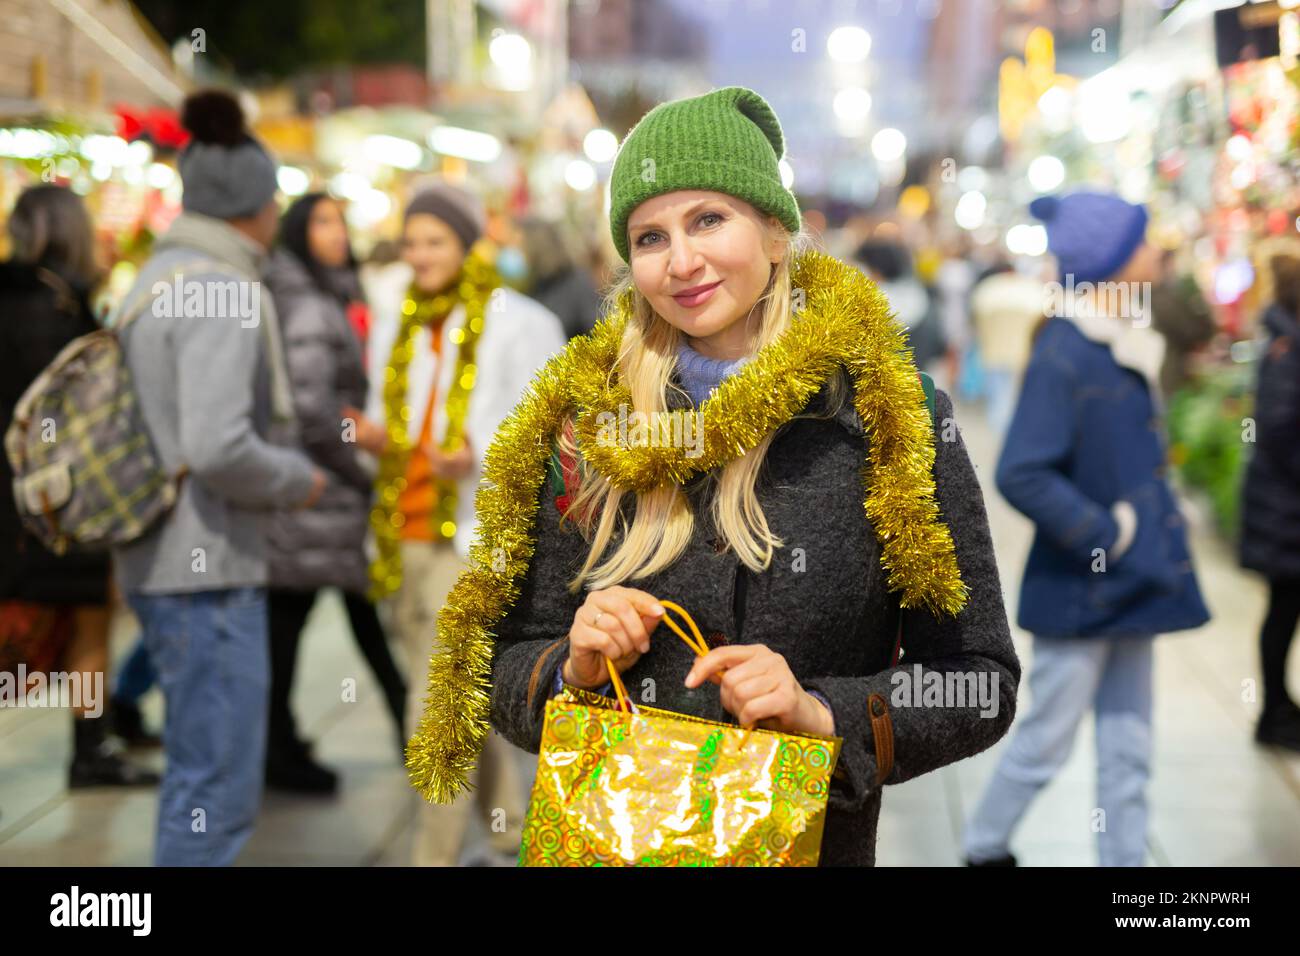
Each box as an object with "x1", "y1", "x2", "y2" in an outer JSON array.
[
  {"x1": 635, "y1": 231, "x2": 661, "y2": 247},
  {"x1": 699, "y1": 212, "x2": 723, "y2": 227}
]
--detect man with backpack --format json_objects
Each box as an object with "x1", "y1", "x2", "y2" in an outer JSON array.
[{"x1": 111, "y1": 91, "x2": 324, "y2": 866}]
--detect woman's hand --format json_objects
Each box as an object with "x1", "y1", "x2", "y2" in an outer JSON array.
[
  {"x1": 685, "y1": 644, "x2": 833, "y2": 736},
  {"x1": 298, "y1": 469, "x2": 328, "y2": 510},
  {"x1": 341, "y1": 405, "x2": 387, "y2": 456},
  {"x1": 563, "y1": 587, "x2": 665, "y2": 690},
  {"x1": 430, "y1": 439, "x2": 474, "y2": 480}
]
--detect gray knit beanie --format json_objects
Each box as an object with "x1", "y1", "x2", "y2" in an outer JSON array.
[
  {"x1": 404, "y1": 182, "x2": 486, "y2": 252},
  {"x1": 177, "y1": 90, "x2": 279, "y2": 220}
]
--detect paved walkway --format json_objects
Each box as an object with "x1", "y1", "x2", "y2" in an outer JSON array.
[{"x1": 2, "y1": 396, "x2": 1297, "y2": 865}]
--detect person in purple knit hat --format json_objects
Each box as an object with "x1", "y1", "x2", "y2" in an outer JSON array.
[{"x1": 963, "y1": 189, "x2": 1210, "y2": 867}]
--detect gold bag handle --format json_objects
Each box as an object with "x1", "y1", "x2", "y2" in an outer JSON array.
[{"x1": 603, "y1": 600, "x2": 709, "y2": 713}]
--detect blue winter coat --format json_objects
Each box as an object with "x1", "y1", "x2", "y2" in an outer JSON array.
[{"x1": 996, "y1": 317, "x2": 1210, "y2": 638}]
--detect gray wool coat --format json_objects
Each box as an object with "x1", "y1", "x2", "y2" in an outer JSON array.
[
  {"x1": 264, "y1": 248, "x2": 373, "y2": 594},
  {"x1": 488, "y1": 370, "x2": 1021, "y2": 866}
]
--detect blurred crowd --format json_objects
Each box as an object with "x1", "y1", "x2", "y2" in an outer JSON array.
[{"x1": 2, "y1": 88, "x2": 1298, "y2": 869}]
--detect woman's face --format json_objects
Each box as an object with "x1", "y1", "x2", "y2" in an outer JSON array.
[
  {"x1": 402, "y1": 213, "x2": 466, "y2": 295},
  {"x1": 628, "y1": 190, "x2": 786, "y2": 360},
  {"x1": 307, "y1": 198, "x2": 350, "y2": 269}
]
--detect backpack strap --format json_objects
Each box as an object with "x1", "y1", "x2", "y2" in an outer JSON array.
[
  {"x1": 106, "y1": 257, "x2": 224, "y2": 489},
  {"x1": 108, "y1": 258, "x2": 226, "y2": 334}
]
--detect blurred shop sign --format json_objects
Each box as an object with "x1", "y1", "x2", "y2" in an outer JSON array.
[{"x1": 1215, "y1": 1, "x2": 1284, "y2": 66}]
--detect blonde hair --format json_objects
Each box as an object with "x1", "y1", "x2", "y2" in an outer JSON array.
[{"x1": 555, "y1": 221, "x2": 849, "y2": 593}]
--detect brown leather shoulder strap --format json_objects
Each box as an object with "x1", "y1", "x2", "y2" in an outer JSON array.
[
  {"x1": 526, "y1": 638, "x2": 568, "y2": 710},
  {"x1": 868, "y1": 693, "x2": 894, "y2": 786}
]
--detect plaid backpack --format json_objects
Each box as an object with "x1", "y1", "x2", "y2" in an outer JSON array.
[{"x1": 4, "y1": 260, "x2": 214, "y2": 554}]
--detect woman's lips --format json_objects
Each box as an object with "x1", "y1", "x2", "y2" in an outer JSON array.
[{"x1": 671, "y1": 280, "x2": 722, "y2": 308}]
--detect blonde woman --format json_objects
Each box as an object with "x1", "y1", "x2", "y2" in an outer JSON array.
[{"x1": 408, "y1": 87, "x2": 1021, "y2": 867}]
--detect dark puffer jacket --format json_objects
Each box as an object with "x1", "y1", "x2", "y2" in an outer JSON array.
[
  {"x1": 488, "y1": 372, "x2": 1020, "y2": 866},
  {"x1": 263, "y1": 248, "x2": 373, "y2": 594},
  {"x1": 1240, "y1": 303, "x2": 1300, "y2": 579},
  {"x1": 0, "y1": 262, "x2": 110, "y2": 606}
]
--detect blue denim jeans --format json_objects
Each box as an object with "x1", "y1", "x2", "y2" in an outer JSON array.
[
  {"x1": 962, "y1": 634, "x2": 1155, "y2": 867},
  {"x1": 127, "y1": 587, "x2": 270, "y2": 867},
  {"x1": 982, "y1": 367, "x2": 1019, "y2": 443}
]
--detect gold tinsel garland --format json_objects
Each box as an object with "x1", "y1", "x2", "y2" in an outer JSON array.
[
  {"x1": 406, "y1": 249, "x2": 969, "y2": 804},
  {"x1": 367, "y1": 251, "x2": 499, "y2": 600}
]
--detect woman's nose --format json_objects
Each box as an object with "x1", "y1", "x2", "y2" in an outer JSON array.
[{"x1": 668, "y1": 238, "x2": 702, "y2": 279}]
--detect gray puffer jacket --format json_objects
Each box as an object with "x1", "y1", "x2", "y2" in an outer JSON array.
[
  {"x1": 488, "y1": 371, "x2": 1021, "y2": 866},
  {"x1": 264, "y1": 248, "x2": 373, "y2": 594}
]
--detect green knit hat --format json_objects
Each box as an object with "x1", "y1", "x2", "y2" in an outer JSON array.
[{"x1": 608, "y1": 86, "x2": 801, "y2": 262}]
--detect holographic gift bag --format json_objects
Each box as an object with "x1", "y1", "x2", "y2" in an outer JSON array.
[{"x1": 519, "y1": 601, "x2": 842, "y2": 867}]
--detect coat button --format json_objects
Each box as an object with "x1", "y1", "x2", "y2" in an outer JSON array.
[{"x1": 712, "y1": 536, "x2": 727, "y2": 554}]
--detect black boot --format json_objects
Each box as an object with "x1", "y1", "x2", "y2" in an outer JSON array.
[
  {"x1": 265, "y1": 734, "x2": 339, "y2": 795},
  {"x1": 965, "y1": 853, "x2": 1017, "y2": 867},
  {"x1": 1255, "y1": 701, "x2": 1300, "y2": 753},
  {"x1": 110, "y1": 697, "x2": 162, "y2": 749},
  {"x1": 69, "y1": 716, "x2": 160, "y2": 789}
]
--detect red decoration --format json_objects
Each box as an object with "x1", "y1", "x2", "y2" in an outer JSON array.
[
  {"x1": 114, "y1": 105, "x2": 191, "y2": 150},
  {"x1": 346, "y1": 301, "x2": 371, "y2": 348}
]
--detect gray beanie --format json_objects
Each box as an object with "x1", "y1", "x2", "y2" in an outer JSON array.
[
  {"x1": 178, "y1": 90, "x2": 279, "y2": 220},
  {"x1": 404, "y1": 182, "x2": 486, "y2": 252}
]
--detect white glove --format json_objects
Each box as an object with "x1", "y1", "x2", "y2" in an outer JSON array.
[{"x1": 1110, "y1": 500, "x2": 1137, "y2": 561}]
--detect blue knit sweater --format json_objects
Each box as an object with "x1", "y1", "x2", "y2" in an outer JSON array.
[{"x1": 673, "y1": 338, "x2": 749, "y2": 406}]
